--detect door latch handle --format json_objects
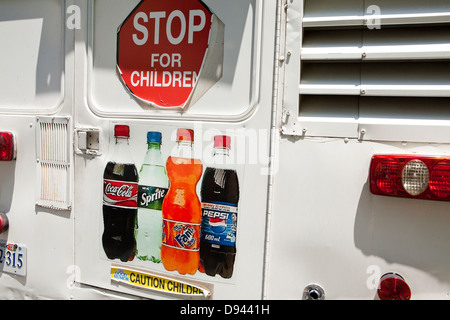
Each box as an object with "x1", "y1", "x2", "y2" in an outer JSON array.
[{"x1": 75, "y1": 128, "x2": 101, "y2": 156}]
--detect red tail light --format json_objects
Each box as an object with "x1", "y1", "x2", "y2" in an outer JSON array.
[
  {"x1": 0, "y1": 213, "x2": 9, "y2": 234},
  {"x1": 0, "y1": 132, "x2": 15, "y2": 161},
  {"x1": 429, "y1": 161, "x2": 450, "y2": 199},
  {"x1": 370, "y1": 155, "x2": 450, "y2": 201},
  {"x1": 377, "y1": 273, "x2": 411, "y2": 300}
]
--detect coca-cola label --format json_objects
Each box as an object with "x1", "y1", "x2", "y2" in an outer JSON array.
[
  {"x1": 162, "y1": 219, "x2": 200, "y2": 252},
  {"x1": 103, "y1": 179, "x2": 138, "y2": 208}
]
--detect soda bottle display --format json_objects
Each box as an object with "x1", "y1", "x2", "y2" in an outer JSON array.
[
  {"x1": 135, "y1": 132, "x2": 169, "y2": 263},
  {"x1": 161, "y1": 129, "x2": 203, "y2": 275},
  {"x1": 199, "y1": 135, "x2": 239, "y2": 278},
  {"x1": 102, "y1": 125, "x2": 139, "y2": 262}
]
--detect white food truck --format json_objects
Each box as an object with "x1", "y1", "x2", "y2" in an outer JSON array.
[{"x1": 0, "y1": 0, "x2": 449, "y2": 300}]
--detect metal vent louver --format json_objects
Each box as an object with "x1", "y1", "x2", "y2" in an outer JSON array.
[
  {"x1": 300, "y1": 0, "x2": 450, "y2": 113},
  {"x1": 282, "y1": 0, "x2": 450, "y2": 136},
  {"x1": 36, "y1": 117, "x2": 71, "y2": 210}
]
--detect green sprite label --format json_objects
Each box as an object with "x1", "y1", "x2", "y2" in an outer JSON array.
[{"x1": 138, "y1": 185, "x2": 168, "y2": 210}]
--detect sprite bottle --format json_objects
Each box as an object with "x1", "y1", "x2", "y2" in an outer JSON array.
[{"x1": 135, "y1": 131, "x2": 169, "y2": 263}]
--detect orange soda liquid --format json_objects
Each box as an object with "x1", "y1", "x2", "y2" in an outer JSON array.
[{"x1": 161, "y1": 156, "x2": 203, "y2": 275}]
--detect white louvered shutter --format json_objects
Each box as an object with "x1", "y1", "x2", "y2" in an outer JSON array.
[
  {"x1": 282, "y1": 0, "x2": 450, "y2": 140},
  {"x1": 36, "y1": 117, "x2": 72, "y2": 210}
]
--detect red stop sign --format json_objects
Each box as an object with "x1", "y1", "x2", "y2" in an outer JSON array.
[{"x1": 117, "y1": 0, "x2": 213, "y2": 108}]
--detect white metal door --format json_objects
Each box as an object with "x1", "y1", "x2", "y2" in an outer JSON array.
[
  {"x1": 0, "y1": 0, "x2": 76, "y2": 299},
  {"x1": 267, "y1": 0, "x2": 450, "y2": 299},
  {"x1": 72, "y1": 0, "x2": 277, "y2": 300}
]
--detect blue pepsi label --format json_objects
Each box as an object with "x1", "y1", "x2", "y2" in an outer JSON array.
[{"x1": 201, "y1": 201, "x2": 237, "y2": 247}]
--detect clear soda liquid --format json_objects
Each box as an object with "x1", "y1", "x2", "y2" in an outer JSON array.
[{"x1": 136, "y1": 135, "x2": 169, "y2": 263}]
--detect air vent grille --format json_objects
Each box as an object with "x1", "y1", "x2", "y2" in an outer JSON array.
[
  {"x1": 36, "y1": 117, "x2": 71, "y2": 211},
  {"x1": 299, "y1": 0, "x2": 450, "y2": 123}
]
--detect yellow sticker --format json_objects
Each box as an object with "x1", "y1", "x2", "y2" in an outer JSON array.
[{"x1": 110, "y1": 265, "x2": 210, "y2": 298}]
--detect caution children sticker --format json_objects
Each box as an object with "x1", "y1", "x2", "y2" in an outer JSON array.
[{"x1": 110, "y1": 265, "x2": 210, "y2": 298}]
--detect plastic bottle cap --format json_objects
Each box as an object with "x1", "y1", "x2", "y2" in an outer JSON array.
[
  {"x1": 177, "y1": 129, "x2": 194, "y2": 142},
  {"x1": 114, "y1": 125, "x2": 130, "y2": 138},
  {"x1": 147, "y1": 131, "x2": 162, "y2": 143},
  {"x1": 214, "y1": 135, "x2": 231, "y2": 149}
]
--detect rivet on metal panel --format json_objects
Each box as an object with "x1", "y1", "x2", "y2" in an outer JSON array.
[
  {"x1": 303, "y1": 284, "x2": 325, "y2": 300},
  {"x1": 359, "y1": 129, "x2": 366, "y2": 141},
  {"x1": 281, "y1": 109, "x2": 291, "y2": 124}
]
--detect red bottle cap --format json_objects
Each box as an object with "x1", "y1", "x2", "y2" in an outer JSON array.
[
  {"x1": 114, "y1": 125, "x2": 130, "y2": 138},
  {"x1": 214, "y1": 135, "x2": 231, "y2": 149},
  {"x1": 177, "y1": 129, "x2": 194, "y2": 142}
]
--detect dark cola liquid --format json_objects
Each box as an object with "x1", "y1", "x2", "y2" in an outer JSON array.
[
  {"x1": 200, "y1": 167, "x2": 239, "y2": 278},
  {"x1": 102, "y1": 161, "x2": 138, "y2": 262}
]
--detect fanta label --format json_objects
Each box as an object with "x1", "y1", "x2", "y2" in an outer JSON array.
[
  {"x1": 201, "y1": 201, "x2": 237, "y2": 247},
  {"x1": 162, "y1": 219, "x2": 200, "y2": 251},
  {"x1": 103, "y1": 179, "x2": 138, "y2": 208}
]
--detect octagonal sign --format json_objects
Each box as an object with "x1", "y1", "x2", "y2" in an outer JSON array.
[{"x1": 117, "y1": 0, "x2": 224, "y2": 109}]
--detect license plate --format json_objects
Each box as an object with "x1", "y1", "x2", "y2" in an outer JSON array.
[{"x1": 0, "y1": 242, "x2": 26, "y2": 277}]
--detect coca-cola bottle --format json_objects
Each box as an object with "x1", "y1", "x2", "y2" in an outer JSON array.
[{"x1": 102, "y1": 125, "x2": 138, "y2": 262}]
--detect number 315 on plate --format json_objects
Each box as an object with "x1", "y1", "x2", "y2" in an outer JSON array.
[{"x1": 0, "y1": 242, "x2": 26, "y2": 277}]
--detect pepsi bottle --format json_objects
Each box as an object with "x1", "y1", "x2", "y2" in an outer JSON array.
[
  {"x1": 102, "y1": 125, "x2": 138, "y2": 262},
  {"x1": 199, "y1": 135, "x2": 239, "y2": 278}
]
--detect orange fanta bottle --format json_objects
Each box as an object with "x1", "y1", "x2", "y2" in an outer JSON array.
[{"x1": 161, "y1": 129, "x2": 203, "y2": 275}]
